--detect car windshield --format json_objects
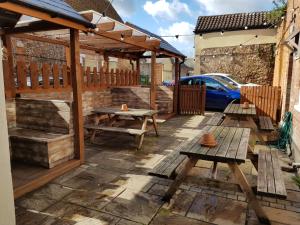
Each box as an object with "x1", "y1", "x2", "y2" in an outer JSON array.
[
  {"x1": 212, "y1": 76, "x2": 239, "y2": 90},
  {"x1": 227, "y1": 75, "x2": 246, "y2": 84}
]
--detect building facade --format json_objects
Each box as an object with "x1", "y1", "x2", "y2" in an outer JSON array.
[
  {"x1": 273, "y1": 0, "x2": 300, "y2": 163},
  {"x1": 194, "y1": 12, "x2": 277, "y2": 85}
]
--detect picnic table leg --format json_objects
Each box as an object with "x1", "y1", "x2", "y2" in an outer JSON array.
[
  {"x1": 247, "y1": 116, "x2": 265, "y2": 145},
  {"x1": 162, "y1": 157, "x2": 198, "y2": 202},
  {"x1": 228, "y1": 163, "x2": 270, "y2": 224},
  {"x1": 136, "y1": 117, "x2": 148, "y2": 150},
  {"x1": 151, "y1": 115, "x2": 159, "y2": 136},
  {"x1": 211, "y1": 161, "x2": 218, "y2": 179},
  {"x1": 91, "y1": 114, "x2": 101, "y2": 142},
  {"x1": 247, "y1": 145, "x2": 258, "y2": 171}
]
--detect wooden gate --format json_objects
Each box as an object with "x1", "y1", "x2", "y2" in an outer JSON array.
[
  {"x1": 179, "y1": 85, "x2": 206, "y2": 115},
  {"x1": 241, "y1": 86, "x2": 281, "y2": 122}
]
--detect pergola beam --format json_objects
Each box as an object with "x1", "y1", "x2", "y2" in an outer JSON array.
[
  {"x1": 0, "y1": 2, "x2": 89, "y2": 31},
  {"x1": 96, "y1": 22, "x2": 115, "y2": 32}
]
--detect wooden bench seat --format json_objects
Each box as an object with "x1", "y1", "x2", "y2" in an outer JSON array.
[
  {"x1": 9, "y1": 128, "x2": 74, "y2": 168},
  {"x1": 206, "y1": 113, "x2": 225, "y2": 126},
  {"x1": 85, "y1": 124, "x2": 147, "y2": 150},
  {"x1": 257, "y1": 148, "x2": 287, "y2": 199},
  {"x1": 259, "y1": 116, "x2": 275, "y2": 131},
  {"x1": 149, "y1": 135, "x2": 201, "y2": 179},
  {"x1": 84, "y1": 124, "x2": 146, "y2": 136}
]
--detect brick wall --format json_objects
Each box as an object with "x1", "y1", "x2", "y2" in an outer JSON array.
[
  {"x1": 200, "y1": 44, "x2": 275, "y2": 85},
  {"x1": 111, "y1": 87, "x2": 150, "y2": 109}
]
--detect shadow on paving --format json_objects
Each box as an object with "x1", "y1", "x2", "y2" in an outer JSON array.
[{"x1": 14, "y1": 115, "x2": 300, "y2": 225}]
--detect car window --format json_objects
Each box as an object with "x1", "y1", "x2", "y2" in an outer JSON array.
[
  {"x1": 212, "y1": 77, "x2": 239, "y2": 90},
  {"x1": 181, "y1": 78, "x2": 193, "y2": 85},
  {"x1": 193, "y1": 78, "x2": 202, "y2": 85},
  {"x1": 202, "y1": 78, "x2": 223, "y2": 90}
]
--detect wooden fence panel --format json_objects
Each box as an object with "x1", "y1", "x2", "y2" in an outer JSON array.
[
  {"x1": 240, "y1": 86, "x2": 281, "y2": 122},
  {"x1": 62, "y1": 65, "x2": 69, "y2": 88},
  {"x1": 29, "y1": 62, "x2": 39, "y2": 90},
  {"x1": 52, "y1": 64, "x2": 60, "y2": 89},
  {"x1": 17, "y1": 61, "x2": 27, "y2": 89},
  {"x1": 179, "y1": 85, "x2": 206, "y2": 115}
]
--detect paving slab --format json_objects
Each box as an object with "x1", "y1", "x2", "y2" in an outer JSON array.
[
  {"x1": 103, "y1": 189, "x2": 162, "y2": 224},
  {"x1": 187, "y1": 193, "x2": 247, "y2": 225}
]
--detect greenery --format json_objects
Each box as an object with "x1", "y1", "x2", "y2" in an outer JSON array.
[
  {"x1": 267, "y1": 0, "x2": 287, "y2": 24},
  {"x1": 292, "y1": 176, "x2": 300, "y2": 189}
]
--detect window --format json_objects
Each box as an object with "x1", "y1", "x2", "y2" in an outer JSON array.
[
  {"x1": 202, "y1": 78, "x2": 222, "y2": 90},
  {"x1": 181, "y1": 78, "x2": 193, "y2": 85}
]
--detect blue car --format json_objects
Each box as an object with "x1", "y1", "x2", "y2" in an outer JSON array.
[{"x1": 180, "y1": 75, "x2": 240, "y2": 110}]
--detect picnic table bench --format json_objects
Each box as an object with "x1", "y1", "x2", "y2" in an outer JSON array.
[
  {"x1": 257, "y1": 148, "x2": 287, "y2": 198},
  {"x1": 85, "y1": 107, "x2": 159, "y2": 150},
  {"x1": 206, "y1": 113, "x2": 225, "y2": 126},
  {"x1": 258, "y1": 116, "x2": 275, "y2": 131}
]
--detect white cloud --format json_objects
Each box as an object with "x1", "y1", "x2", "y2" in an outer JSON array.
[
  {"x1": 196, "y1": 0, "x2": 274, "y2": 15},
  {"x1": 159, "y1": 22, "x2": 195, "y2": 57},
  {"x1": 112, "y1": 0, "x2": 137, "y2": 18},
  {"x1": 144, "y1": 0, "x2": 191, "y2": 21}
]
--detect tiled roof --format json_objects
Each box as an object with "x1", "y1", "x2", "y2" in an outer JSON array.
[
  {"x1": 66, "y1": 0, "x2": 123, "y2": 23},
  {"x1": 8, "y1": 0, "x2": 94, "y2": 28},
  {"x1": 194, "y1": 11, "x2": 273, "y2": 34},
  {"x1": 126, "y1": 22, "x2": 185, "y2": 58}
]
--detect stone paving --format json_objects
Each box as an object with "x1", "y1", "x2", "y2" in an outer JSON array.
[{"x1": 15, "y1": 115, "x2": 300, "y2": 225}]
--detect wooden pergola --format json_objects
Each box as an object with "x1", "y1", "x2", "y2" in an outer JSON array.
[{"x1": 0, "y1": 2, "x2": 185, "y2": 198}]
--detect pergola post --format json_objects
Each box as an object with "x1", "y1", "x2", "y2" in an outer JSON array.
[
  {"x1": 174, "y1": 58, "x2": 180, "y2": 114},
  {"x1": 2, "y1": 35, "x2": 15, "y2": 99},
  {"x1": 136, "y1": 58, "x2": 140, "y2": 85},
  {"x1": 150, "y1": 51, "x2": 156, "y2": 110},
  {"x1": 70, "y1": 29, "x2": 84, "y2": 163},
  {"x1": 0, "y1": 38, "x2": 16, "y2": 225}
]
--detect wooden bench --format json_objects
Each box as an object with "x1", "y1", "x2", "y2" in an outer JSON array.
[
  {"x1": 259, "y1": 116, "x2": 275, "y2": 131},
  {"x1": 85, "y1": 124, "x2": 147, "y2": 150},
  {"x1": 257, "y1": 148, "x2": 287, "y2": 199},
  {"x1": 206, "y1": 113, "x2": 225, "y2": 126},
  {"x1": 149, "y1": 135, "x2": 201, "y2": 180}
]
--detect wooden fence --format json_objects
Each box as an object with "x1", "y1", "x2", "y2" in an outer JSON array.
[
  {"x1": 179, "y1": 85, "x2": 206, "y2": 115},
  {"x1": 10, "y1": 61, "x2": 139, "y2": 94},
  {"x1": 240, "y1": 86, "x2": 281, "y2": 122}
]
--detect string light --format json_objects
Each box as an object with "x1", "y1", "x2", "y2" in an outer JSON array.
[
  {"x1": 245, "y1": 26, "x2": 248, "y2": 30},
  {"x1": 120, "y1": 34, "x2": 125, "y2": 41},
  {"x1": 221, "y1": 30, "x2": 224, "y2": 35}
]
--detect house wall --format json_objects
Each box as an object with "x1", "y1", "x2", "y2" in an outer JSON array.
[
  {"x1": 0, "y1": 40, "x2": 16, "y2": 225},
  {"x1": 194, "y1": 29, "x2": 277, "y2": 77},
  {"x1": 273, "y1": 0, "x2": 300, "y2": 162},
  {"x1": 199, "y1": 44, "x2": 275, "y2": 85}
]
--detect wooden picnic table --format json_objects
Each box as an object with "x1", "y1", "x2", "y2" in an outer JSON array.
[
  {"x1": 223, "y1": 103, "x2": 265, "y2": 144},
  {"x1": 88, "y1": 107, "x2": 159, "y2": 150},
  {"x1": 163, "y1": 125, "x2": 270, "y2": 224}
]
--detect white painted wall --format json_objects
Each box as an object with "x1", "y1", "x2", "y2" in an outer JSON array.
[
  {"x1": 0, "y1": 40, "x2": 16, "y2": 225},
  {"x1": 194, "y1": 29, "x2": 277, "y2": 74}
]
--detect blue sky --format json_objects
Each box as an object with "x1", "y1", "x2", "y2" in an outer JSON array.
[{"x1": 112, "y1": 0, "x2": 275, "y2": 57}]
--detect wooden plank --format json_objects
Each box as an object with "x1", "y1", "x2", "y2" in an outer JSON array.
[
  {"x1": 258, "y1": 150, "x2": 268, "y2": 193},
  {"x1": 265, "y1": 149, "x2": 276, "y2": 194},
  {"x1": 29, "y1": 62, "x2": 39, "y2": 89},
  {"x1": 235, "y1": 128, "x2": 251, "y2": 161},
  {"x1": 70, "y1": 29, "x2": 84, "y2": 163},
  {"x1": 206, "y1": 126, "x2": 231, "y2": 156},
  {"x1": 52, "y1": 64, "x2": 60, "y2": 89},
  {"x1": 215, "y1": 127, "x2": 237, "y2": 157},
  {"x1": 93, "y1": 67, "x2": 98, "y2": 87},
  {"x1": 17, "y1": 61, "x2": 27, "y2": 89},
  {"x1": 270, "y1": 150, "x2": 287, "y2": 197},
  {"x1": 225, "y1": 128, "x2": 244, "y2": 159},
  {"x1": 62, "y1": 65, "x2": 69, "y2": 88},
  {"x1": 84, "y1": 125, "x2": 147, "y2": 135},
  {"x1": 42, "y1": 63, "x2": 50, "y2": 89},
  {"x1": 86, "y1": 67, "x2": 91, "y2": 88},
  {"x1": 14, "y1": 159, "x2": 81, "y2": 199}
]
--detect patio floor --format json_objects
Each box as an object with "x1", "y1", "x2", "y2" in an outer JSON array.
[{"x1": 15, "y1": 114, "x2": 300, "y2": 225}]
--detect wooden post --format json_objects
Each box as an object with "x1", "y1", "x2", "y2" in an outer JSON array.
[
  {"x1": 174, "y1": 58, "x2": 180, "y2": 114},
  {"x1": 103, "y1": 54, "x2": 109, "y2": 71},
  {"x1": 2, "y1": 35, "x2": 15, "y2": 98},
  {"x1": 70, "y1": 29, "x2": 84, "y2": 163},
  {"x1": 136, "y1": 58, "x2": 140, "y2": 85},
  {"x1": 150, "y1": 52, "x2": 156, "y2": 110}
]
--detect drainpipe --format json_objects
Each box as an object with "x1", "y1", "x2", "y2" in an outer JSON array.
[{"x1": 177, "y1": 57, "x2": 185, "y2": 114}]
